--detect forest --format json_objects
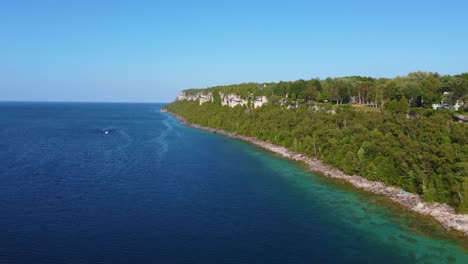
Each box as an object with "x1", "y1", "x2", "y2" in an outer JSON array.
[
  {"x1": 184, "y1": 71, "x2": 468, "y2": 111},
  {"x1": 165, "y1": 72, "x2": 468, "y2": 212}
]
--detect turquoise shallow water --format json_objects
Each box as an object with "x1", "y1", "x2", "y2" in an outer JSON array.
[
  {"x1": 0, "y1": 102, "x2": 466, "y2": 263},
  {"x1": 241, "y1": 145, "x2": 468, "y2": 263}
]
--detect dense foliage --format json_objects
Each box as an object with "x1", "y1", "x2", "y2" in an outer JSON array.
[
  {"x1": 166, "y1": 72, "x2": 468, "y2": 212},
  {"x1": 184, "y1": 72, "x2": 468, "y2": 110}
]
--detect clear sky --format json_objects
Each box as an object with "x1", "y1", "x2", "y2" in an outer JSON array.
[{"x1": 1, "y1": 0, "x2": 467, "y2": 102}]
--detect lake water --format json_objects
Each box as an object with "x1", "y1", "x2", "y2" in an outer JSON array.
[{"x1": 0, "y1": 102, "x2": 466, "y2": 263}]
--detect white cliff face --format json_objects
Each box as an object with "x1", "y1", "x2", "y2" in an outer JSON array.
[
  {"x1": 285, "y1": 101, "x2": 299, "y2": 109},
  {"x1": 220, "y1": 92, "x2": 248, "y2": 108},
  {"x1": 253, "y1": 96, "x2": 268, "y2": 108},
  {"x1": 178, "y1": 91, "x2": 269, "y2": 109},
  {"x1": 279, "y1": 98, "x2": 287, "y2": 106},
  {"x1": 199, "y1": 92, "x2": 213, "y2": 105},
  {"x1": 176, "y1": 92, "x2": 188, "y2": 101},
  {"x1": 176, "y1": 92, "x2": 198, "y2": 101},
  {"x1": 177, "y1": 91, "x2": 213, "y2": 105}
]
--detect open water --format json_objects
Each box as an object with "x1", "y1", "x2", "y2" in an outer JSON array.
[{"x1": 0, "y1": 102, "x2": 466, "y2": 263}]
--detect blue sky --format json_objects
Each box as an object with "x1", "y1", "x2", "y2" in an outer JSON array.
[{"x1": 1, "y1": 0, "x2": 467, "y2": 102}]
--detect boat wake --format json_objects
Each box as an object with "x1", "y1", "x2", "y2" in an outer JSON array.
[
  {"x1": 146, "y1": 114, "x2": 179, "y2": 161},
  {"x1": 98, "y1": 127, "x2": 134, "y2": 153}
]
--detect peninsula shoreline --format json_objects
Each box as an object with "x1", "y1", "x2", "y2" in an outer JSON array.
[{"x1": 165, "y1": 110, "x2": 468, "y2": 236}]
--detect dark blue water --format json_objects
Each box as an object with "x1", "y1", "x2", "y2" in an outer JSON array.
[{"x1": 0, "y1": 102, "x2": 466, "y2": 263}]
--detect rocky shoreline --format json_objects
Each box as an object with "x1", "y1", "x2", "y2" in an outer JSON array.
[{"x1": 166, "y1": 111, "x2": 468, "y2": 236}]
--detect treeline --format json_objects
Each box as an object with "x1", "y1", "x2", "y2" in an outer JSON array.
[
  {"x1": 185, "y1": 72, "x2": 468, "y2": 110},
  {"x1": 166, "y1": 95, "x2": 468, "y2": 212}
]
